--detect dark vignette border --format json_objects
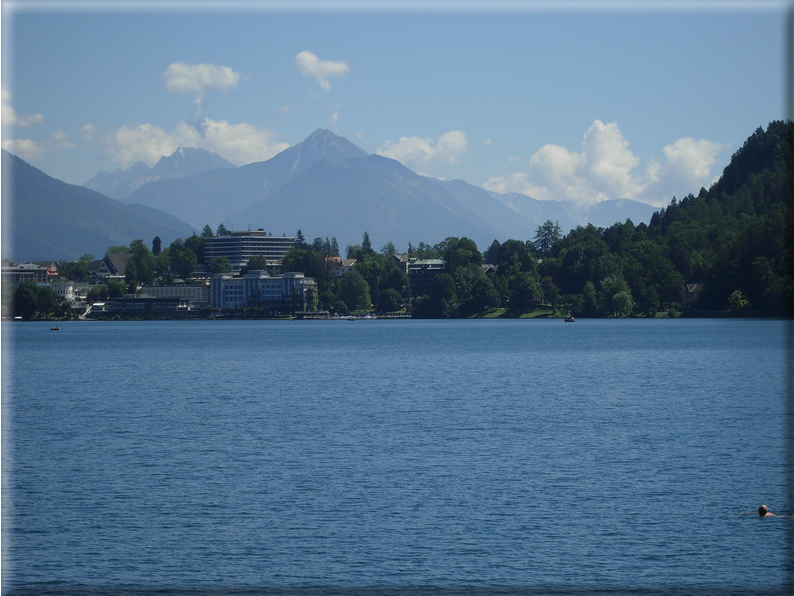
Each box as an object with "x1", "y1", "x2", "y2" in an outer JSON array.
[
  {"x1": 2, "y1": 3, "x2": 793, "y2": 596},
  {"x1": 2, "y1": 585, "x2": 792, "y2": 596}
]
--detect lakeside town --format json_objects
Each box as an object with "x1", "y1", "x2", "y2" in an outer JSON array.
[
  {"x1": 2, "y1": 228, "x2": 448, "y2": 321},
  {"x1": 0, "y1": 220, "x2": 735, "y2": 323},
  {"x1": 5, "y1": 122, "x2": 794, "y2": 323}
]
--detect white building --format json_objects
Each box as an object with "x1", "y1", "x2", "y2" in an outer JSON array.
[
  {"x1": 210, "y1": 271, "x2": 317, "y2": 313},
  {"x1": 139, "y1": 284, "x2": 210, "y2": 305},
  {"x1": 204, "y1": 230, "x2": 295, "y2": 272}
]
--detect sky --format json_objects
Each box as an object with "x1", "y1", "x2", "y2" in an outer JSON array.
[{"x1": 1, "y1": 0, "x2": 789, "y2": 208}]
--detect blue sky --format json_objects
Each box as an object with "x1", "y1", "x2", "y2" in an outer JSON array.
[{"x1": 1, "y1": 1, "x2": 788, "y2": 207}]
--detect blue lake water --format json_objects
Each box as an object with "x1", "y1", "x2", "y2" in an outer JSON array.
[{"x1": 1, "y1": 318, "x2": 790, "y2": 594}]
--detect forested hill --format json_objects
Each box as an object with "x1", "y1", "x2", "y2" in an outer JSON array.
[
  {"x1": 273, "y1": 122, "x2": 791, "y2": 319},
  {"x1": 646, "y1": 120, "x2": 792, "y2": 314},
  {"x1": 535, "y1": 120, "x2": 792, "y2": 317}
]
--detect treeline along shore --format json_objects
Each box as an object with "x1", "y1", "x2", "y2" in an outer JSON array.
[{"x1": 4, "y1": 121, "x2": 793, "y2": 321}]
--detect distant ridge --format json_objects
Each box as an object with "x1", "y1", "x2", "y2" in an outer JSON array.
[
  {"x1": 84, "y1": 146, "x2": 236, "y2": 200},
  {"x1": 3, "y1": 150, "x2": 195, "y2": 262},
  {"x1": 88, "y1": 129, "x2": 659, "y2": 251}
]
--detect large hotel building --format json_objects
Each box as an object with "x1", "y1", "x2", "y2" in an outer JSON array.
[{"x1": 204, "y1": 230, "x2": 295, "y2": 271}]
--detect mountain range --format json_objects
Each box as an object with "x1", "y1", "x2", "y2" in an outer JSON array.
[
  {"x1": 2, "y1": 129, "x2": 661, "y2": 263},
  {"x1": 106, "y1": 129, "x2": 658, "y2": 252},
  {"x1": 83, "y1": 147, "x2": 235, "y2": 199},
  {"x1": 2, "y1": 150, "x2": 195, "y2": 262}
]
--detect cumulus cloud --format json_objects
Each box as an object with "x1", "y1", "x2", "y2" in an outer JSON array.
[
  {"x1": 1, "y1": 87, "x2": 43, "y2": 129},
  {"x1": 376, "y1": 130, "x2": 468, "y2": 169},
  {"x1": 161, "y1": 62, "x2": 243, "y2": 96},
  {"x1": 1, "y1": 139, "x2": 45, "y2": 161},
  {"x1": 51, "y1": 130, "x2": 75, "y2": 149},
  {"x1": 328, "y1": 109, "x2": 339, "y2": 131},
  {"x1": 295, "y1": 51, "x2": 349, "y2": 91},
  {"x1": 100, "y1": 118, "x2": 289, "y2": 167},
  {"x1": 81, "y1": 123, "x2": 96, "y2": 141},
  {"x1": 484, "y1": 120, "x2": 725, "y2": 207},
  {"x1": 0, "y1": 88, "x2": 72, "y2": 160}
]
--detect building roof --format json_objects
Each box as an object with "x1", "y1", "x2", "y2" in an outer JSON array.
[
  {"x1": 103, "y1": 253, "x2": 133, "y2": 276},
  {"x1": 686, "y1": 283, "x2": 706, "y2": 294}
]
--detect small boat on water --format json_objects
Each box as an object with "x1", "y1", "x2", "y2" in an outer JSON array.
[
  {"x1": 50, "y1": 326, "x2": 60, "y2": 330},
  {"x1": 564, "y1": 316, "x2": 575, "y2": 323}
]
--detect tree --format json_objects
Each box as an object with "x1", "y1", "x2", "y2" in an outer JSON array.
[
  {"x1": 295, "y1": 229, "x2": 306, "y2": 247},
  {"x1": 14, "y1": 282, "x2": 39, "y2": 320},
  {"x1": 380, "y1": 241, "x2": 397, "y2": 256},
  {"x1": 541, "y1": 276, "x2": 560, "y2": 307},
  {"x1": 362, "y1": 231, "x2": 373, "y2": 254},
  {"x1": 331, "y1": 300, "x2": 348, "y2": 315},
  {"x1": 107, "y1": 279, "x2": 126, "y2": 298},
  {"x1": 469, "y1": 276, "x2": 501, "y2": 311},
  {"x1": 152, "y1": 236, "x2": 161, "y2": 255},
  {"x1": 172, "y1": 248, "x2": 197, "y2": 279},
  {"x1": 338, "y1": 270, "x2": 371, "y2": 311},
  {"x1": 611, "y1": 291, "x2": 634, "y2": 317},
  {"x1": 244, "y1": 255, "x2": 268, "y2": 273},
  {"x1": 728, "y1": 290, "x2": 751, "y2": 314},
  {"x1": 201, "y1": 225, "x2": 215, "y2": 238},
  {"x1": 534, "y1": 220, "x2": 562, "y2": 256},
  {"x1": 483, "y1": 239, "x2": 501, "y2": 265},
  {"x1": 310, "y1": 237, "x2": 324, "y2": 253},
  {"x1": 435, "y1": 237, "x2": 482, "y2": 273},
  {"x1": 208, "y1": 256, "x2": 233, "y2": 275},
  {"x1": 429, "y1": 273, "x2": 458, "y2": 314},
  {"x1": 378, "y1": 288, "x2": 403, "y2": 312},
  {"x1": 582, "y1": 281, "x2": 598, "y2": 316},
  {"x1": 184, "y1": 234, "x2": 205, "y2": 264},
  {"x1": 216, "y1": 223, "x2": 231, "y2": 237},
  {"x1": 61, "y1": 254, "x2": 93, "y2": 282},
  {"x1": 86, "y1": 284, "x2": 109, "y2": 303},
  {"x1": 129, "y1": 239, "x2": 154, "y2": 285},
  {"x1": 510, "y1": 271, "x2": 541, "y2": 308}
]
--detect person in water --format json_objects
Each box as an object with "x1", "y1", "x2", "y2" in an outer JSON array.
[{"x1": 758, "y1": 504, "x2": 776, "y2": 517}]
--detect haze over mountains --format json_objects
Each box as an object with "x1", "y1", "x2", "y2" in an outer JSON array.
[
  {"x1": 3, "y1": 129, "x2": 660, "y2": 262},
  {"x1": 84, "y1": 147, "x2": 236, "y2": 200},
  {"x1": 2, "y1": 150, "x2": 194, "y2": 262},
  {"x1": 95, "y1": 129, "x2": 659, "y2": 252}
]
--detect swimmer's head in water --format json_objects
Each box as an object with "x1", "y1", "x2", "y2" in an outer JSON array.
[{"x1": 759, "y1": 505, "x2": 769, "y2": 516}]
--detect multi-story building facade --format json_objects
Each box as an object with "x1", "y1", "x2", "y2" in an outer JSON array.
[
  {"x1": 140, "y1": 284, "x2": 210, "y2": 305},
  {"x1": 2, "y1": 262, "x2": 55, "y2": 286},
  {"x1": 210, "y1": 271, "x2": 317, "y2": 313},
  {"x1": 407, "y1": 258, "x2": 446, "y2": 298},
  {"x1": 204, "y1": 230, "x2": 295, "y2": 271}
]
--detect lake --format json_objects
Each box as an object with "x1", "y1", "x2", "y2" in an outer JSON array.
[{"x1": 1, "y1": 318, "x2": 790, "y2": 595}]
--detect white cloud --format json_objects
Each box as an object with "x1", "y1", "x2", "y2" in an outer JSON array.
[
  {"x1": 100, "y1": 118, "x2": 289, "y2": 167},
  {"x1": 2, "y1": 139, "x2": 45, "y2": 161},
  {"x1": 161, "y1": 62, "x2": 243, "y2": 96},
  {"x1": 2, "y1": 87, "x2": 43, "y2": 129},
  {"x1": 295, "y1": 51, "x2": 349, "y2": 91},
  {"x1": 328, "y1": 109, "x2": 339, "y2": 131},
  {"x1": 81, "y1": 123, "x2": 96, "y2": 141},
  {"x1": 376, "y1": 130, "x2": 468, "y2": 169},
  {"x1": 484, "y1": 120, "x2": 725, "y2": 207},
  {"x1": 652, "y1": 137, "x2": 723, "y2": 192}
]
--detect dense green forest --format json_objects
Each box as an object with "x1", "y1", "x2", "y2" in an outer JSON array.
[
  {"x1": 25, "y1": 120, "x2": 792, "y2": 320},
  {"x1": 281, "y1": 120, "x2": 792, "y2": 318}
]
